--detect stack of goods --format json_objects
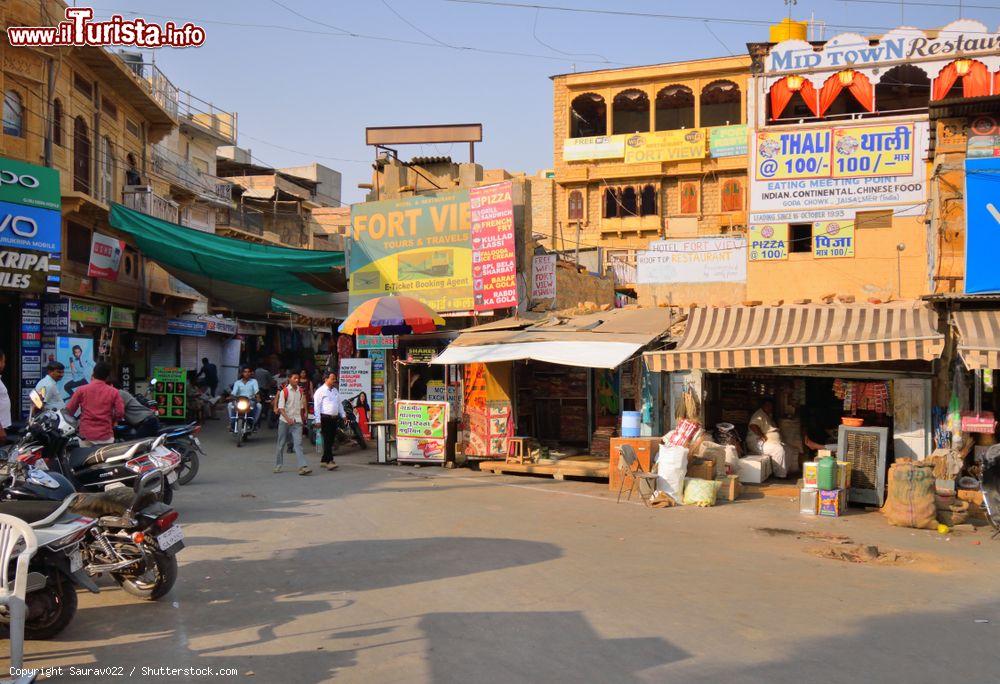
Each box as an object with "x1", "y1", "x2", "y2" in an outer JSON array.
[
  {"x1": 800, "y1": 451, "x2": 852, "y2": 516},
  {"x1": 590, "y1": 426, "x2": 616, "y2": 458},
  {"x1": 832, "y1": 379, "x2": 892, "y2": 415}
]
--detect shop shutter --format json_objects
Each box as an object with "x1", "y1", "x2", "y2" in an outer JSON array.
[{"x1": 149, "y1": 336, "x2": 177, "y2": 373}]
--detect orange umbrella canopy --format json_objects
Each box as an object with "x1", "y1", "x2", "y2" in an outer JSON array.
[{"x1": 339, "y1": 295, "x2": 445, "y2": 335}]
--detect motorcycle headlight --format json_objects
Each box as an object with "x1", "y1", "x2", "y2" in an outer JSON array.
[{"x1": 236, "y1": 397, "x2": 251, "y2": 411}]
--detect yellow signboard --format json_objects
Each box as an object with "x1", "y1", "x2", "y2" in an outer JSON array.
[
  {"x1": 832, "y1": 123, "x2": 914, "y2": 178},
  {"x1": 563, "y1": 135, "x2": 625, "y2": 162},
  {"x1": 624, "y1": 129, "x2": 706, "y2": 164},
  {"x1": 812, "y1": 221, "x2": 855, "y2": 258},
  {"x1": 748, "y1": 224, "x2": 788, "y2": 261},
  {"x1": 755, "y1": 129, "x2": 831, "y2": 181}
]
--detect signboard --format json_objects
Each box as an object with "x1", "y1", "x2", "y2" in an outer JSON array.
[
  {"x1": 0, "y1": 249, "x2": 59, "y2": 293},
  {"x1": 748, "y1": 224, "x2": 789, "y2": 261},
  {"x1": 426, "y1": 379, "x2": 446, "y2": 402},
  {"x1": 70, "y1": 300, "x2": 109, "y2": 325},
  {"x1": 109, "y1": 306, "x2": 136, "y2": 329},
  {"x1": 636, "y1": 237, "x2": 747, "y2": 284},
  {"x1": 531, "y1": 254, "x2": 557, "y2": 300},
  {"x1": 832, "y1": 124, "x2": 914, "y2": 178},
  {"x1": 755, "y1": 129, "x2": 831, "y2": 181},
  {"x1": 0, "y1": 157, "x2": 60, "y2": 210},
  {"x1": 965, "y1": 157, "x2": 1000, "y2": 293},
  {"x1": 42, "y1": 298, "x2": 69, "y2": 368},
  {"x1": 338, "y1": 357, "x2": 372, "y2": 402},
  {"x1": 167, "y1": 318, "x2": 208, "y2": 337},
  {"x1": 967, "y1": 115, "x2": 1000, "y2": 158},
  {"x1": 56, "y1": 336, "x2": 94, "y2": 399},
  {"x1": 19, "y1": 300, "x2": 42, "y2": 418},
  {"x1": 624, "y1": 129, "x2": 706, "y2": 164},
  {"x1": 349, "y1": 189, "x2": 474, "y2": 312},
  {"x1": 750, "y1": 122, "x2": 927, "y2": 224},
  {"x1": 152, "y1": 366, "x2": 187, "y2": 420},
  {"x1": 370, "y1": 350, "x2": 387, "y2": 422},
  {"x1": 137, "y1": 313, "x2": 168, "y2": 335},
  {"x1": 396, "y1": 400, "x2": 448, "y2": 463},
  {"x1": 709, "y1": 125, "x2": 748, "y2": 158},
  {"x1": 87, "y1": 232, "x2": 124, "y2": 281},
  {"x1": 201, "y1": 315, "x2": 237, "y2": 335},
  {"x1": 119, "y1": 363, "x2": 135, "y2": 395},
  {"x1": 236, "y1": 319, "x2": 267, "y2": 336},
  {"x1": 812, "y1": 221, "x2": 855, "y2": 258},
  {"x1": 406, "y1": 347, "x2": 436, "y2": 364},
  {"x1": 0, "y1": 200, "x2": 61, "y2": 253},
  {"x1": 470, "y1": 181, "x2": 517, "y2": 311},
  {"x1": 357, "y1": 334, "x2": 398, "y2": 350},
  {"x1": 562, "y1": 135, "x2": 625, "y2": 162}
]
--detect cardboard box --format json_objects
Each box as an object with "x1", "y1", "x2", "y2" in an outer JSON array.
[
  {"x1": 800, "y1": 487, "x2": 818, "y2": 515},
  {"x1": 686, "y1": 459, "x2": 715, "y2": 482},
  {"x1": 716, "y1": 474, "x2": 741, "y2": 502},
  {"x1": 836, "y1": 461, "x2": 852, "y2": 489},
  {"x1": 818, "y1": 489, "x2": 847, "y2": 517},
  {"x1": 803, "y1": 461, "x2": 818, "y2": 488},
  {"x1": 737, "y1": 455, "x2": 772, "y2": 484}
]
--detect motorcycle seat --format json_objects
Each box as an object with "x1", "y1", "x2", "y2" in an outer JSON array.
[
  {"x1": 0, "y1": 499, "x2": 68, "y2": 525},
  {"x1": 69, "y1": 439, "x2": 152, "y2": 469}
]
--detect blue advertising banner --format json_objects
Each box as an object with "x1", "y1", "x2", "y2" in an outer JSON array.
[
  {"x1": 965, "y1": 157, "x2": 1000, "y2": 293},
  {"x1": 167, "y1": 318, "x2": 208, "y2": 337},
  {"x1": 0, "y1": 200, "x2": 62, "y2": 253}
]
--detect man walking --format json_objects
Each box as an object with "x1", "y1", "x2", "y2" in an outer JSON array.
[
  {"x1": 197, "y1": 357, "x2": 219, "y2": 396},
  {"x1": 313, "y1": 372, "x2": 346, "y2": 471},
  {"x1": 274, "y1": 371, "x2": 311, "y2": 475},
  {"x1": 33, "y1": 361, "x2": 66, "y2": 413},
  {"x1": 65, "y1": 361, "x2": 124, "y2": 447}
]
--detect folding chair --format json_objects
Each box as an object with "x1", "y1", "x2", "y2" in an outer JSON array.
[
  {"x1": 0, "y1": 513, "x2": 39, "y2": 678},
  {"x1": 616, "y1": 444, "x2": 659, "y2": 506}
]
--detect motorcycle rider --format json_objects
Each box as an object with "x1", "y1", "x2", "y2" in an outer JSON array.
[
  {"x1": 313, "y1": 371, "x2": 346, "y2": 471},
  {"x1": 228, "y1": 366, "x2": 262, "y2": 430},
  {"x1": 65, "y1": 361, "x2": 124, "y2": 447},
  {"x1": 118, "y1": 387, "x2": 160, "y2": 438}
]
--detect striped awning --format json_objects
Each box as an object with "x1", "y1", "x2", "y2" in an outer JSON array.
[
  {"x1": 644, "y1": 304, "x2": 944, "y2": 372},
  {"x1": 953, "y1": 310, "x2": 1000, "y2": 370}
]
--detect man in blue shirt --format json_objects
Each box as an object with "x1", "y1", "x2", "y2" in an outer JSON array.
[
  {"x1": 33, "y1": 361, "x2": 66, "y2": 414},
  {"x1": 228, "y1": 366, "x2": 262, "y2": 429}
]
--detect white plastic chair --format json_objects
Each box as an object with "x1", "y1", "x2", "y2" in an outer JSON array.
[{"x1": 0, "y1": 513, "x2": 38, "y2": 674}]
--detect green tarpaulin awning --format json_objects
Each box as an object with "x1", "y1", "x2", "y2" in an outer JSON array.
[{"x1": 110, "y1": 203, "x2": 346, "y2": 314}]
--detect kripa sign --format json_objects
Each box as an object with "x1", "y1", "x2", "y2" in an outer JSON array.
[{"x1": 0, "y1": 250, "x2": 59, "y2": 293}]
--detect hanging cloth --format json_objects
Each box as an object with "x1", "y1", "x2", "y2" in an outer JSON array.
[
  {"x1": 933, "y1": 62, "x2": 960, "y2": 100},
  {"x1": 963, "y1": 60, "x2": 991, "y2": 98}
]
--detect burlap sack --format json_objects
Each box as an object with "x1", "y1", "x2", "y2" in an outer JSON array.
[{"x1": 882, "y1": 462, "x2": 937, "y2": 529}]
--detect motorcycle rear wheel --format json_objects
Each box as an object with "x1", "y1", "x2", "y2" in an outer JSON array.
[
  {"x1": 0, "y1": 570, "x2": 79, "y2": 640},
  {"x1": 113, "y1": 546, "x2": 178, "y2": 601},
  {"x1": 176, "y1": 447, "x2": 200, "y2": 486}
]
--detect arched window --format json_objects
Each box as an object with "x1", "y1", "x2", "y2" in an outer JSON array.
[
  {"x1": 3, "y1": 90, "x2": 24, "y2": 137},
  {"x1": 603, "y1": 187, "x2": 619, "y2": 218},
  {"x1": 655, "y1": 85, "x2": 694, "y2": 130},
  {"x1": 52, "y1": 98, "x2": 63, "y2": 146},
  {"x1": 876, "y1": 65, "x2": 930, "y2": 113},
  {"x1": 768, "y1": 76, "x2": 819, "y2": 122},
  {"x1": 568, "y1": 190, "x2": 584, "y2": 221},
  {"x1": 640, "y1": 184, "x2": 657, "y2": 216},
  {"x1": 125, "y1": 152, "x2": 141, "y2": 185},
  {"x1": 612, "y1": 88, "x2": 649, "y2": 135},
  {"x1": 700, "y1": 80, "x2": 741, "y2": 127},
  {"x1": 721, "y1": 178, "x2": 744, "y2": 213},
  {"x1": 819, "y1": 70, "x2": 873, "y2": 117},
  {"x1": 570, "y1": 93, "x2": 606, "y2": 138},
  {"x1": 73, "y1": 116, "x2": 91, "y2": 193},
  {"x1": 933, "y1": 59, "x2": 991, "y2": 101},
  {"x1": 620, "y1": 187, "x2": 638, "y2": 217},
  {"x1": 100, "y1": 136, "x2": 115, "y2": 203}
]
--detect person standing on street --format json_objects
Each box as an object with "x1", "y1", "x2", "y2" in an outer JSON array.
[
  {"x1": 65, "y1": 361, "x2": 124, "y2": 447},
  {"x1": 197, "y1": 357, "x2": 219, "y2": 396},
  {"x1": 274, "y1": 371, "x2": 311, "y2": 475},
  {"x1": 33, "y1": 361, "x2": 66, "y2": 414},
  {"x1": 313, "y1": 372, "x2": 346, "y2": 471},
  {"x1": 0, "y1": 350, "x2": 12, "y2": 445}
]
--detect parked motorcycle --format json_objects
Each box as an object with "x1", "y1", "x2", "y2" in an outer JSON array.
[
  {"x1": 982, "y1": 445, "x2": 1000, "y2": 539},
  {"x1": 117, "y1": 420, "x2": 202, "y2": 487},
  {"x1": 337, "y1": 399, "x2": 368, "y2": 451}
]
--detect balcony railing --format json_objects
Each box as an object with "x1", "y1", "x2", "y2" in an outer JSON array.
[
  {"x1": 151, "y1": 144, "x2": 233, "y2": 205},
  {"x1": 123, "y1": 185, "x2": 179, "y2": 223},
  {"x1": 216, "y1": 207, "x2": 264, "y2": 234}
]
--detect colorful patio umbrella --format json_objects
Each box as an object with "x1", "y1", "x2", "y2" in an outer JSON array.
[{"x1": 339, "y1": 295, "x2": 445, "y2": 335}]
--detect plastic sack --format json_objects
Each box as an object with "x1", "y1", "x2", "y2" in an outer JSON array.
[
  {"x1": 668, "y1": 419, "x2": 701, "y2": 447},
  {"x1": 724, "y1": 445, "x2": 740, "y2": 474},
  {"x1": 656, "y1": 444, "x2": 688, "y2": 505},
  {"x1": 882, "y1": 462, "x2": 937, "y2": 529},
  {"x1": 683, "y1": 478, "x2": 721, "y2": 507}
]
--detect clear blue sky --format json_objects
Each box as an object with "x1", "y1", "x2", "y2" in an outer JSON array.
[{"x1": 94, "y1": 0, "x2": 999, "y2": 203}]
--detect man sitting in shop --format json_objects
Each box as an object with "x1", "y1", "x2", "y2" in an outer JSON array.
[{"x1": 745, "y1": 397, "x2": 792, "y2": 479}]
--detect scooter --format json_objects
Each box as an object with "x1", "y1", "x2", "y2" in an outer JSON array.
[{"x1": 231, "y1": 396, "x2": 256, "y2": 447}]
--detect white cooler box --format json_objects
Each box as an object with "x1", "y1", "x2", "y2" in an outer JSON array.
[{"x1": 737, "y1": 455, "x2": 772, "y2": 484}]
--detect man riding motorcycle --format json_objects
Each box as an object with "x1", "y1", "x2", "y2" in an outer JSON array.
[{"x1": 227, "y1": 366, "x2": 262, "y2": 430}]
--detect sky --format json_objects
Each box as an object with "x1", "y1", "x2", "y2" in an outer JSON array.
[{"x1": 91, "y1": 0, "x2": 1000, "y2": 204}]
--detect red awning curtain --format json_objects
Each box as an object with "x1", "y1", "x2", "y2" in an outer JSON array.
[
  {"x1": 933, "y1": 60, "x2": 991, "y2": 100},
  {"x1": 769, "y1": 76, "x2": 819, "y2": 119},
  {"x1": 818, "y1": 71, "x2": 874, "y2": 115}
]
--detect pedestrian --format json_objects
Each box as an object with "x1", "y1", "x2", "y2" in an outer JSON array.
[
  {"x1": 65, "y1": 361, "x2": 124, "y2": 447},
  {"x1": 313, "y1": 372, "x2": 346, "y2": 471},
  {"x1": 274, "y1": 371, "x2": 311, "y2": 475},
  {"x1": 33, "y1": 361, "x2": 66, "y2": 414},
  {"x1": 197, "y1": 357, "x2": 219, "y2": 396},
  {"x1": 0, "y1": 349, "x2": 11, "y2": 445}
]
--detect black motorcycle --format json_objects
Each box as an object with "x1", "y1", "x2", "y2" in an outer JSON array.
[
  {"x1": 337, "y1": 399, "x2": 368, "y2": 451},
  {"x1": 117, "y1": 419, "x2": 203, "y2": 486}
]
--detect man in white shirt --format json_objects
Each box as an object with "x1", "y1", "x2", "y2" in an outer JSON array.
[
  {"x1": 33, "y1": 361, "x2": 66, "y2": 414},
  {"x1": 745, "y1": 398, "x2": 791, "y2": 479},
  {"x1": 313, "y1": 371, "x2": 346, "y2": 471},
  {"x1": 0, "y1": 349, "x2": 11, "y2": 444},
  {"x1": 228, "y1": 366, "x2": 261, "y2": 430},
  {"x1": 274, "y1": 371, "x2": 311, "y2": 475}
]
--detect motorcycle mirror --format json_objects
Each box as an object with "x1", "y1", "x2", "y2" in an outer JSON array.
[
  {"x1": 149, "y1": 378, "x2": 158, "y2": 387},
  {"x1": 29, "y1": 389, "x2": 44, "y2": 410}
]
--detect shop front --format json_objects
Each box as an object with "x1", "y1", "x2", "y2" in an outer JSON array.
[{"x1": 645, "y1": 304, "x2": 944, "y2": 505}]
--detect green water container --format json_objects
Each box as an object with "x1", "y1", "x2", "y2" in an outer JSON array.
[{"x1": 817, "y1": 456, "x2": 837, "y2": 491}]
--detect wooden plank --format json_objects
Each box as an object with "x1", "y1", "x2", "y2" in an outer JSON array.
[{"x1": 479, "y1": 459, "x2": 609, "y2": 480}]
